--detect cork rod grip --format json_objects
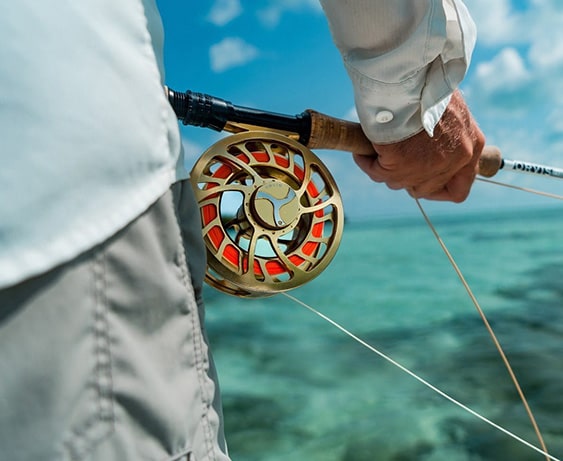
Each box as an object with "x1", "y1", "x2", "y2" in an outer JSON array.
[
  {"x1": 306, "y1": 109, "x2": 375, "y2": 155},
  {"x1": 477, "y1": 146, "x2": 502, "y2": 178},
  {"x1": 305, "y1": 109, "x2": 503, "y2": 178}
]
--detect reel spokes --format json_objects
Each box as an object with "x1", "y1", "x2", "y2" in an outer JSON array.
[{"x1": 190, "y1": 131, "x2": 344, "y2": 297}]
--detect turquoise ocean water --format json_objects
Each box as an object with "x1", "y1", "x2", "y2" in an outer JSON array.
[{"x1": 204, "y1": 206, "x2": 563, "y2": 461}]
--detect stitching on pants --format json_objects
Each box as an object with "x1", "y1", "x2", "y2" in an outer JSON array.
[
  {"x1": 92, "y1": 250, "x2": 116, "y2": 431},
  {"x1": 63, "y1": 249, "x2": 115, "y2": 460},
  {"x1": 169, "y1": 189, "x2": 216, "y2": 460},
  {"x1": 160, "y1": 449, "x2": 195, "y2": 461}
]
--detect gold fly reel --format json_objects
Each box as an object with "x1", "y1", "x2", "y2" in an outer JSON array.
[{"x1": 190, "y1": 131, "x2": 344, "y2": 297}]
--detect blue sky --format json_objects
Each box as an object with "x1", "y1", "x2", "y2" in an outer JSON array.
[{"x1": 157, "y1": 0, "x2": 563, "y2": 220}]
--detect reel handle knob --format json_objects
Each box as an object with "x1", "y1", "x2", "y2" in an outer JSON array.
[{"x1": 305, "y1": 109, "x2": 503, "y2": 178}]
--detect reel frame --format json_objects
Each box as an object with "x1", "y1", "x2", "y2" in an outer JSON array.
[{"x1": 190, "y1": 131, "x2": 344, "y2": 297}]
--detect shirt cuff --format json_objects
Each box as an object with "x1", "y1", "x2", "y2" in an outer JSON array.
[
  {"x1": 343, "y1": 0, "x2": 476, "y2": 144},
  {"x1": 345, "y1": 61, "x2": 430, "y2": 144}
]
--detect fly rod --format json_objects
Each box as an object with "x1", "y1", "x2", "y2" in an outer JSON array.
[{"x1": 167, "y1": 88, "x2": 563, "y2": 181}]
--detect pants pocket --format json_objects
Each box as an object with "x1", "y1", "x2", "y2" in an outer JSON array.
[{"x1": 0, "y1": 250, "x2": 115, "y2": 461}]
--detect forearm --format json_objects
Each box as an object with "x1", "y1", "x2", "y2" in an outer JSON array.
[{"x1": 320, "y1": 0, "x2": 476, "y2": 144}]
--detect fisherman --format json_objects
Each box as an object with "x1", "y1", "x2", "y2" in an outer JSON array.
[{"x1": 0, "y1": 1, "x2": 484, "y2": 460}]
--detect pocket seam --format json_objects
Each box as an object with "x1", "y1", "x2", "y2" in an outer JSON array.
[{"x1": 62, "y1": 249, "x2": 115, "y2": 460}]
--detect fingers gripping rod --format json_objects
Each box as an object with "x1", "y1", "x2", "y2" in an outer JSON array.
[{"x1": 167, "y1": 88, "x2": 562, "y2": 180}]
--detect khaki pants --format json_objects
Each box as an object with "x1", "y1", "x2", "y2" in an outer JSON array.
[{"x1": 0, "y1": 181, "x2": 229, "y2": 461}]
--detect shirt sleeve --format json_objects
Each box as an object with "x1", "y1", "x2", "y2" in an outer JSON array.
[{"x1": 319, "y1": 0, "x2": 477, "y2": 144}]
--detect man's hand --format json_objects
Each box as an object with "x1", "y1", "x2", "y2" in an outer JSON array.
[{"x1": 353, "y1": 91, "x2": 485, "y2": 202}]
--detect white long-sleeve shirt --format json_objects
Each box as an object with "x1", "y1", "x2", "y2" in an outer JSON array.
[
  {"x1": 320, "y1": 0, "x2": 476, "y2": 143},
  {"x1": 0, "y1": 0, "x2": 187, "y2": 288},
  {"x1": 0, "y1": 0, "x2": 476, "y2": 289}
]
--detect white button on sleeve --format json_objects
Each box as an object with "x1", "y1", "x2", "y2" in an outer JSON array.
[{"x1": 375, "y1": 110, "x2": 394, "y2": 124}]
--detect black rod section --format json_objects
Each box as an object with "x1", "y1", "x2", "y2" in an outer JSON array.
[{"x1": 167, "y1": 88, "x2": 311, "y2": 145}]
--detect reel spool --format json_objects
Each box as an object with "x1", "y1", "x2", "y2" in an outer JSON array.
[{"x1": 190, "y1": 131, "x2": 344, "y2": 297}]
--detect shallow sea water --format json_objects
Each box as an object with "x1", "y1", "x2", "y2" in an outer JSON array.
[{"x1": 204, "y1": 206, "x2": 563, "y2": 461}]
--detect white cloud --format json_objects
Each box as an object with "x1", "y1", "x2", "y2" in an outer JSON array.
[
  {"x1": 209, "y1": 37, "x2": 259, "y2": 73},
  {"x1": 528, "y1": 30, "x2": 563, "y2": 71},
  {"x1": 207, "y1": 0, "x2": 242, "y2": 26},
  {"x1": 464, "y1": 0, "x2": 522, "y2": 45},
  {"x1": 257, "y1": 0, "x2": 323, "y2": 27},
  {"x1": 467, "y1": 3, "x2": 563, "y2": 122},
  {"x1": 459, "y1": 3, "x2": 563, "y2": 171},
  {"x1": 466, "y1": 0, "x2": 563, "y2": 55},
  {"x1": 474, "y1": 47, "x2": 530, "y2": 93}
]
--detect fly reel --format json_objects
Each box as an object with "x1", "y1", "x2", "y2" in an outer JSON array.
[{"x1": 190, "y1": 131, "x2": 344, "y2": 297}]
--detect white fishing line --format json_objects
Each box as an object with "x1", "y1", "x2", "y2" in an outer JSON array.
[
  {"x1": 280, "y1": 292, "x2": 560, "y2": 461},
  {"x1": 477, "y1": 177, "x2": 563, "y2": 200},
  {"x1": 414, "y1": 197, "x2": 552, "y2": 460}
]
